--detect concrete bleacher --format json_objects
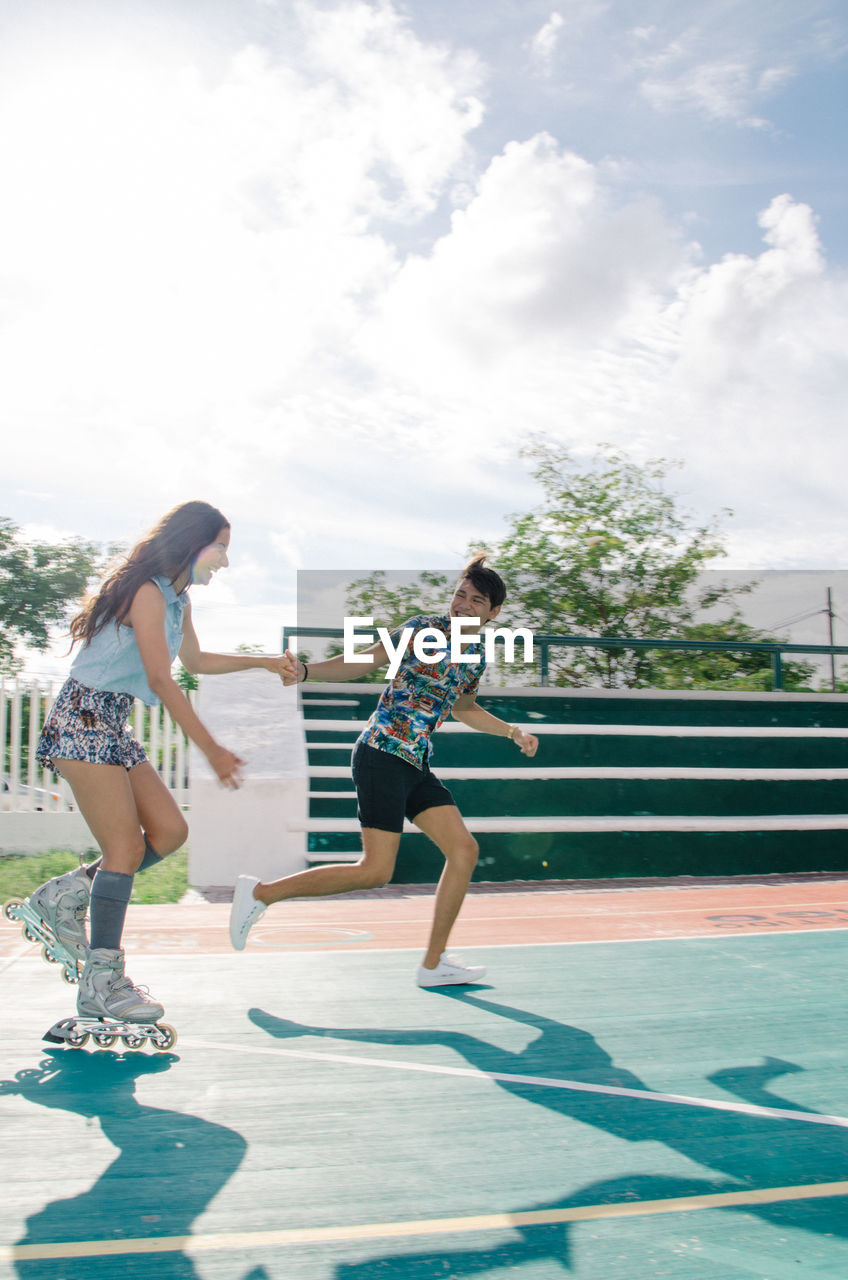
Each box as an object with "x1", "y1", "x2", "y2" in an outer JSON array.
[{"x1": 295, "y1": 684, "x2": 848, "y2": 882}]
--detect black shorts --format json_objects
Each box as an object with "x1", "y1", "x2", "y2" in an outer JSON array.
[{"x1": 351, "y1": 740, "x2": 455, "y2": 834}]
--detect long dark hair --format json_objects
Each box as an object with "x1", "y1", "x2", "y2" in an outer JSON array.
[{"x1": 70, "y1": 501, "x2": 229, "y2": 645}]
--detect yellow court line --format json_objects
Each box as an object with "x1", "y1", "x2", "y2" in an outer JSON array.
[{"x1": 6, "y1": 1181, "x2": 848, "y2": 1262}]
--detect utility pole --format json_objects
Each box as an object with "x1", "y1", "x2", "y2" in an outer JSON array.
[{"x1": 827, "y1": 587, "x2": 837, "y2": 692}]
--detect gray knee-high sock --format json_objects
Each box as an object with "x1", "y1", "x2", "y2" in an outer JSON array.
[
  {"x1": 138, "y1": 838, "x2": 162, "y2": 871},
  {"x1": 89, "y1": 870, "x2": 134, "y2": 951},
  {"x1": 85, "y1": 839, "x2": 160, "y2": 882}
]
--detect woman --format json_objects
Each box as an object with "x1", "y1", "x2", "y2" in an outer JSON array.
[{"x1": 29, "y1": 500, "x2": 287, "y2": 1027}]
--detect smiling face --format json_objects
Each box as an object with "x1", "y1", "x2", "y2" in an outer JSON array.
[
  {"x1": 190, "y1": 526, "x2": 231, "y2": 586},
  {"x1": 449, "y1": 575, "x2": 500, "y2": 629}
]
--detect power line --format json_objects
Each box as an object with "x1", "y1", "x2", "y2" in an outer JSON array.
[{"x1": 766, "y1": 607, "x2": 828, "y2": 631}]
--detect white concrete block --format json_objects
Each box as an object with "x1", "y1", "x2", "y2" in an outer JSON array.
[{"x1": 188, "y1": 672, "x2": 308, "y2": 889}]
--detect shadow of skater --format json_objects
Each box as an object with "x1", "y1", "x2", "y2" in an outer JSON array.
[
  {"x1": 1, "y1": 1050, "x2": 261, "y2": 1280},
  {"x1": 250, "y1": 997, "x2": 848, "y2": 1277}
]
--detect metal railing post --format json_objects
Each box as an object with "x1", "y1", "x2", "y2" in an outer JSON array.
[{"x1": 772, "y1": 650, "x2": 783, "y2": 691}]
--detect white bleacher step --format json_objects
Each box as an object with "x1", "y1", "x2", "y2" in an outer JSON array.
[
  {"x1": 295, "y1": 814, "x2": 848, "y2": 835},
  {"x1": 308, "y1": 765, "x2": 848, "y2": 781},
  {"x1": 301, "y1": 699, "x2": 361, "y2": 707},
  {"x1": 306, "y1": 853, "x2": 362, "y2": 863},
  {"x1": 303, "y1": 720, "x2": 848, "y2": 739}
]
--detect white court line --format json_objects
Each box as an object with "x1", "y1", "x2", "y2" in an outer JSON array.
[
  {"x1": 0, "y1": 941, "x2": 31, "y2": 975},
  {"x1": 111, "y1": 897, "x2": 848, "y2": 926},
  {"x1": 185, "y1": 1037, "x2": 848, "y2": 1131},
  {"x1": 7, "y1": 926, "x2": 844, "y2": 972},
  {"x1": 471, "y1": 926, "x2": 848, "y2": 948},
  {"x1": 87, "y1": 924, "x2": 848, "y2": 961},
  {"x1": 255, "y1": 898, "x2": 848, "y2": 924},
  {"x1": 245, "y1": 927, "x2": 375, "y2": 948},
  {"x1": 240, "y1": 923, "x2": 848, "y2": 952}
]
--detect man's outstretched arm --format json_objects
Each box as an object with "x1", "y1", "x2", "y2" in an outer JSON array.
[
  {"x1": 281, "y1": 642, "x2": 390, "y2": 686},
  {"x1": 451, "y1": 694, "x2": 539, "y2": 757}
]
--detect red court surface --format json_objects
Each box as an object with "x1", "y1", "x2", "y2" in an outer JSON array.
[{"x1": 4, "y1": 874, "x2": 844, "y2": 960}]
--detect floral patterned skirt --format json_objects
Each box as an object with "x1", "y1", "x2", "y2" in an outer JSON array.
[{"x1": 36, "y1": 677, "x2": 147, "y2": 771}]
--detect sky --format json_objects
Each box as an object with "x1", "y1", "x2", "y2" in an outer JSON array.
[{"x1": 1, "y1": 0, "x2": 847, "y2": 671}]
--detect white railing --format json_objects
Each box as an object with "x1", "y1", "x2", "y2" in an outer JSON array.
[{"x1": 1, "y1": 678, "x2": 193, "y2": 814}]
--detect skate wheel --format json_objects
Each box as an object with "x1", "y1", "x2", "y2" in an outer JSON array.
[
  {"x1": 42, "y1": 945, "x2": 59, "y2": 966},
  {"x1": 22, "y1": 924, "x2": 38, "y2": 943},
  {"x1": 151, "y1": 1024, "x2": 178, "y2": 1051},
  {"x1": 66, "y1": 1029, "x2": 90, "y2": 1048},
  {"x1": 92, "y1": 1031, "x2": 118, "y2": 1049},
  {"x1": 62, "y1": 966, "x2": 80, "y2": 986},
  {"x1": 3, "y1": 898, "x2": 24, "y2": 920},
  {"x1": 121, "y1": 1031, "x2": 147, "y2": 1050}
]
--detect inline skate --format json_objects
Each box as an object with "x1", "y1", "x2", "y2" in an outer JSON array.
[
  {"x1": 3, "y1": 864, "x2": 91, "y2": 985},
  {"x1": 43, "y1": 1015, "x2": 177, "y2": 1051},
  {"x1": 43, "y1": 946, "x2": 176, "y2": 1052}
]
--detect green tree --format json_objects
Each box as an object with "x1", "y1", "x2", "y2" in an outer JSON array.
[
  {"x1": 176, "y1": 666, "x2": 198, "y2": 693},
  {"x1": 340, "y1": 571, "x2": 452, "y2": 681},
  {"x1": 0, "y1": 518, "x2": 101, "y2": 676},
  {"x1": 345, "y1": 571, "x2": 451, "y2": 629},
  {"x1": 483, "y1": 441, "x2": 814, "y2": 690}
]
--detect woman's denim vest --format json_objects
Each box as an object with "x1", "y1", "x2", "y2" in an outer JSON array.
[{"x1": 70, "y1": 575, "x2": 187, "y2": 706}]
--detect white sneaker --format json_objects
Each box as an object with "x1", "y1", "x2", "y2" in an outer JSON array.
[
  {"x1": 416, "y1": 953, "x2": 486, "y2": 988},
  {"x1": 229, "y1": 875, "x2": 266, "y2": 950}
]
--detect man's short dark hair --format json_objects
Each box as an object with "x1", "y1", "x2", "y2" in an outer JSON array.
[{"x1": 461, "y1": 555, "x2": 506, "y2": 608}]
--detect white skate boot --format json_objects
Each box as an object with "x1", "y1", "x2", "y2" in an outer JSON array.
[
  {"x1": 77, "y1": 947, "x2": 164, "y2": 1020},
  {"x1": 3, "y1": 864, "x2": 90, "y2": 984},
  {"x1": 44, "y1": 948, "x2": 177, "y2": 1051}
]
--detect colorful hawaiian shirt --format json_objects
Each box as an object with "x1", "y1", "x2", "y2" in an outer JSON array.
[{"x1": 358, "y1": 614, "x2": 486, "y2": 768}]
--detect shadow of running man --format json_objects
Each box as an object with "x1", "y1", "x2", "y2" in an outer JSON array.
[
  {"x1": 1, "y1": 1049, "x2": 264, "y2": 1280},
  {"x1": 249, "y1": 995, "x2": 848, "y2": 1277}
]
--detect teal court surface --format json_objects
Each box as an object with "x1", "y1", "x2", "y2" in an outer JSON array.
[{"x1": 2, "y1": 879, "x2": 848, "y2": 1280}]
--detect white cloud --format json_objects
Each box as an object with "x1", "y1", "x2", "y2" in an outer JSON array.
[
  {"x1": 633, "y1": 15, "x2": 800, "y2": 127},
  {"x1": 359, "y1": 134, "x2": 689, "y2": 386},
  {"x1": 529, "y1": 12, "x2": 565, "y2": 69},
  {"x1": 641, "y1": 57, "x2": 765, "y2": 124},
  {"x1": 674, "y1": 195, "x2": 827, "y2": 386},
  {"x1": 296, "y1": 0, "x2": 484, "y2": 218},
  {"x1": 350, "y1": 134, "x2": 848, "y2": 564},
  {"x1": 0, "y1": 3, "x2": 483, "y2": 509}
]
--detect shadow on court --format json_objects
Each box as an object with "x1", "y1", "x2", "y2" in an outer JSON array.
[
  {"x1": 0, "y1": 1049, "x2": 262, "y2": 1280},
  {"x1": 250, "y1": 995, "x2": 848, "y2": 1277}
]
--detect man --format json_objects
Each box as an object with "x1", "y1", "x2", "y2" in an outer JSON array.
[{"x1": 229, "y1": 556, "x2": 538, "y2": 986}]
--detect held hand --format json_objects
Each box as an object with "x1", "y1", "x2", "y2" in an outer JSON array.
[
  {"x1": 264, "y1": 654, "x2": 293, "y2": 682},
  {"x1": 513, "y1": 728, "x2": 539, "y2": 758},
  {"x1": 208, "y1": 745, "x2": 245, "y2": 789},
  {"x1": 280, "y1": 648, "x2": 301, "y2": 687}
]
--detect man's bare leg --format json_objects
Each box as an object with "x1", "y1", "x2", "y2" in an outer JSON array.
[
  {"x1": 413, "y1": 805, "x2": 479, "y2": 969},
  {"x1": 253, "y1": 828, "x2": 402, "y2": 905}
]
